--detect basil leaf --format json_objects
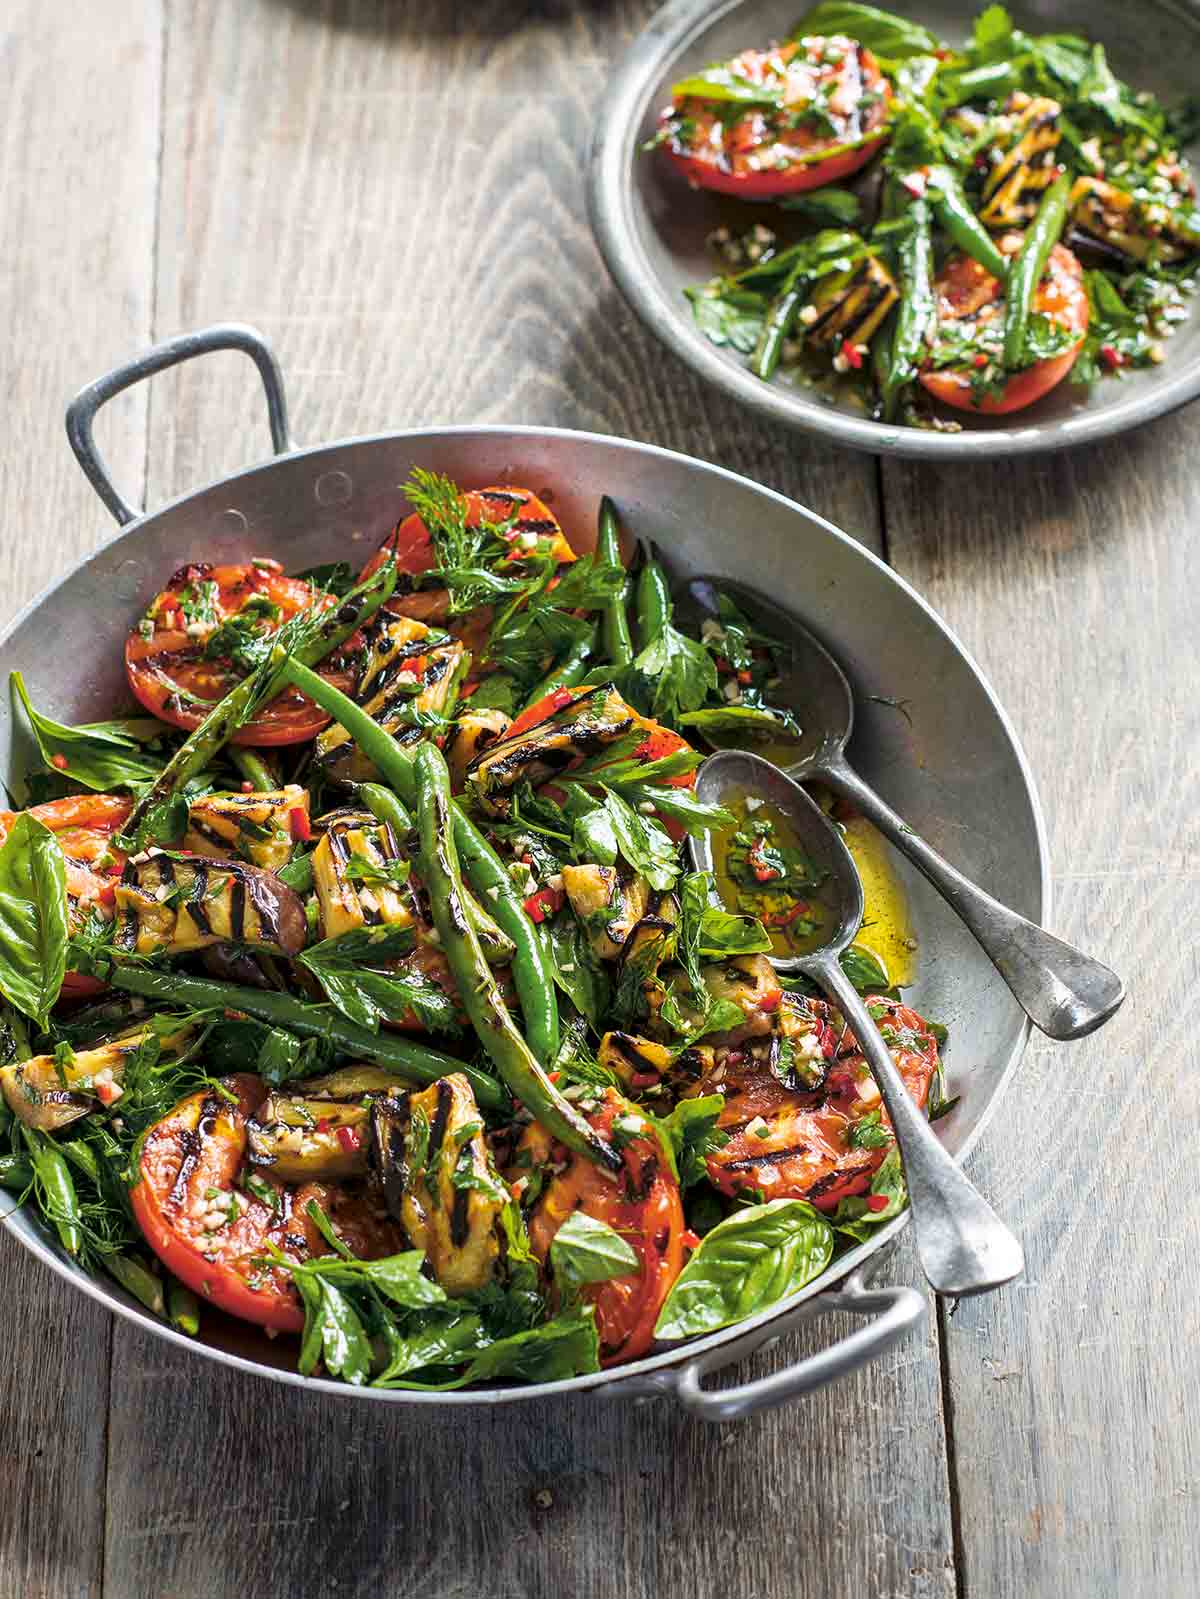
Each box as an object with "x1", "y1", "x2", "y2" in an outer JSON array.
[
  {"x1": 464, "y1": 674, "x2": 516, "y2": 714},
  {"x1": 312, "y1": 1278, "x2": 373, "y2": 1385},
  {"x1": 572, "y1": 800, "x2": 619, "y2": 867},
  {"x1": 779, "y1": 188, "x2": 862, "y2": 224},
  {"x1": 549, "y1": 1212, "x2": 639, "y2": 1290},
  {"x1": 686, "y1": 288, "x2": 766, "y2": 354},
  {"x1": 373, "y1": 1309, "x2": 486, "y2": 1384},
  {"x1": 297, "y1": 926, "x2": 460, "y2": 1035},
  {"x1": 679, "y1": 705, "x2": 800, "y2": 740},
  {"x1": 459, "y1": 1306, "x2": 600, "y2": 1385},
  {"x1": 791, "y1": 2, "x2": 939, "y2": 59},
  {"x1": 840, "y1": 943, "x2": 890, "y2": 992},
  {"x1": 654, "y1": 1198, "x2": 834, "y2": 1340},
  {"x1": 830, "y1": 1147, "x2": 907, "y2": 1241},
  {"x1": 669, "y1": 65, "x2": 785, "y2": 108},
  {"x1": 697, "y1": 907, "x2": 772, "y2": 959},
  {"x1": 0, "y1": 815, "x2": 68, "y2": 1029},
  {"x1": 599, "y1": 786, "x2": 677, "y2": 891},
  {"x1": 323, "y1": 1251, "x2": 447, "y2": 1311},
  {"x1": 542, "y1": 912, "x2": 610, "y2": 1030},
  {"x1": 12, "y1": 671, "x2": 166, "y2": 795},
  {"x1": 647, "y1": 1094, "x2": 728, "y2": 1188},
  {"x1": 618, "y1": 784, "x2": 734, "y2": 836}
]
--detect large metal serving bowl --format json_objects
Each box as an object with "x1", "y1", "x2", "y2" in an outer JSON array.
[
  {"x1": 588, "y1": 0, "x2": 1200, "y2": 460},
  {"x1": 0, "y1": 327, "x2": 1047, "y2": 1418}
]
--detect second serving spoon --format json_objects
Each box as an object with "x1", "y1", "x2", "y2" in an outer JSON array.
[
  {"x1": 678, "y1": 577, "x2": 1124, "y2": 1042},
  {"x1": 690, "y1": 749, "x2": 1025, "y2": 1298}
]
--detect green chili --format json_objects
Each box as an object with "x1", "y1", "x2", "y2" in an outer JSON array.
[
  {"x1": 597, "y1": 498, "x2": 634, "y2": 668},
  {"x1": 752, "y1": 259, "x2": 810, "y2": 382},
  {"x1": 109, "y1": 965, "x2": 508, "y2": 1113},
  {"x1": 1003, "y1": 171, "x2": 1072, "y2": 370},
  {"x1": 230, "y1": 747, "x2": 278, "y2": 791},
  {"x1": 0, "y1": 1154, "x2": 32, "y2": 1192},
  {"x1": 636, "y1": 558, "x2": 672, "y2": 650},
  {"x1": 926, "y1": 166, "x2": 1009, "y2": 281},
  {"x1": 107, "y1": 1254, "x2": 166, "y2": 1317},
  {"x1": 21, "y1": 1127, "x2": 81, "y2": 1256},
  {"x1": 521, "y1": 626, "x2": 596, "y2": 710},
  {"x1": 881, "y1": 197, "x2": 935, "y2": 421},
  {"x1": 166, "y1": 1277, "x2": 201, "y2": 1336}
]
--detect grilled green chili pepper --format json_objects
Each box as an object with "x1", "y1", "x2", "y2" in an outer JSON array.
[
  {"x1": 0, "y1": 1154, "x2": 32, "y2": 1192},
  {"x1": 597, "y1": 497, "x2": 634, "y2": 668},
  {"x1": 276, "y1": 658, "x2": 559, "y2": 1065},
  {"x1": 522, "y1": 625, "x2": 596, "y2": 709},
  {"x1": 166, "y1": 1277, "x2": 201, "y2": 1336},
  {"x1": 21, "y1": 1127, "x2": 81, "y2": 1256},
  {"x1": 881, "y1": 197, "x2": 935, "y2": 421},
  {"x1": 926, "y1": 166, "x2": 1009, "y2": 281},
  {"x1": 230, "y1": 747, "x2": 277, "y2": 792},
  {"x1": 124, "y1": 557, "x2": 397, "y2": 847},
  {"x1": 636, "y1": 558, "x2": 672, "y2": 651},
  {"x1": 107, "y1": 1254, "x2": 166, "y2": 1317},
  {"x1": 412, "y1": 743, "x2": 620, "y2": 1171},
  {"x1": 109, "y1": 966, "x2": 508, "y2": 1112},
  {"x1": 752, "y1": 259, "x2": 810, "y2": 382},
  {"x1": 1003, "y1": 171, "x2": 1071, "y2": 370}
]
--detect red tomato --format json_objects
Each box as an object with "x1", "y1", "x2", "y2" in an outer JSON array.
[
  {"x1": 920, "y1": 243, "x2": 1088, "y2": 415},
  {"x1": 124, "y1": 561, "x2": 358, "y2": 746},
  {"x1": 526, "y1": 1089, "x2": 685, "y2": 1365},
  {"x1": 700, "y1": 995, "x2": 939, "y2": 1211},
  {"x1": 660, "y1": 38, "x2": 890, "y2": 198},
  {"x1": 132, "y1": 1075, "x2": 403, "y2": 1333}
]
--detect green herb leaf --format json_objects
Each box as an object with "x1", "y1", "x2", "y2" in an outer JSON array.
[
  {"x1": 549, "y1": 1212, "x2": 640, "y2": 1291},
  {"x1": 779, "y1": 188, "x2": 863, "y2": 224},
  {"x1": 648, "y1": 1094, "x2": 728, "y2": 1187},
  {"x1": 830, "y1": 1147, "x2": 907, "y2": 1241},
  {"x1": 599, "y1": 786, "x2": 678, "y2": 892},
  {"x1": 0, "y1": 815, "x2": 68, "y2": 1029},
  {"x1": 655, "y1": 1198, "x2": 834, "y2": 1340},
  {"x1": 297, "y1": 926, "x2": 460, "y2": 1035},
  {"x1": 791, "y1": 3, "x2": 939, "y2": 59},
  {"x1": 12, "y1": 672, "x2": 166, "y2": 795}
]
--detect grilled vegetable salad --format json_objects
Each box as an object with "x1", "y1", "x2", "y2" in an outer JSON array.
[
  {"x1": 0, "y1": 473, "x2": 948, "y2": 1387},
  {"x1": 650, "y1": 2, "x2": 1199, "y2": 423}
]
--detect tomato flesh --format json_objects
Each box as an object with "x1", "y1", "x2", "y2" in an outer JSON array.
[
  {"x1": 131, "y1": 1074, "x2": 403, "y2": 1333},
  {"x1": 124, "y1": 561, "x2": 357, "y2": 746},
  {"x1": 661, "y1": 38, "x2": 890, "y2": 198},
  {"x1": 920, "y1": 243, "x2": 1088, "y2": 415},
  {"x1": 526, "y1": 1089, "x2": 685, "y2": 1364},
  {"x1": 700, "y1": 996, "x2": 939, "y2": 1211}
]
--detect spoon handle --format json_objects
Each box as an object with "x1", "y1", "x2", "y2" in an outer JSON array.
[
  {"x1": 814, "y1": 955, "x2": 1024, "y2": 1298},
  {"x1": 820, "y1": 755, "x2": 1124, "y2": 1041}
]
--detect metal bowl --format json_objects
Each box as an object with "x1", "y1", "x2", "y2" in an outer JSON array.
[
  {"x1": 0, "y1": 325, "x2": 1047, "y2": 1417},
  {"x1": 587, "y1": 0, "x2": 1200, "y2": 460}
]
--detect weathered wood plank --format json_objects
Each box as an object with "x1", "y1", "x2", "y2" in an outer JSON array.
[
  {"x1": 102, "y1": 3, "x2": 953, "y2": 1596},
  {"x1": 882, "y1": 417, "x2": 1200, "y2": 1599},
  {"x1": 0, "y1": 4, "x2": 162, "y2": 1598}
]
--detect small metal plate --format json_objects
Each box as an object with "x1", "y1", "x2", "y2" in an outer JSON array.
[{"x1": 587, "y1": 0, "x2": 1200, "y2": 459}]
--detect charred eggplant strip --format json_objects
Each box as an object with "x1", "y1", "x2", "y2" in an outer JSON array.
[
  {"x1": 1068, "y1": 175, "x2": 1200, "y2": 264},
  {"x1": 247, "y1": 1093, "x2": 371, "y2": 1181},
  {"x1": 798, "y1": 253, "x2": 898, "y2": 353},
  {"x1": 311, "y1": 817, "x2": 414, "y2": 940},
  {"x1": 113, "y1": 851, "x2": 306, "y2": 956},
  {"x1": 185, "y1": 784, "x2": 306, "y2": 872},
  {"x1": 1, "y1": 1024, "x2": 192, "y2": 1132},
  {"x1": 465, "y1": 685, "x2": 637, "y2": 817},
  {"x1": 979, "y1": 97, "x2": 1062, "y2": 228},
  {"x1": 561, "y1": 865, "x2": 650, "y2": 961},
  {"x1": 413, "y1": 742, "x2": 619, "y2": 1171}
]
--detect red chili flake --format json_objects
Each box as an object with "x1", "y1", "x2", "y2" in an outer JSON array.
[
  {"x1": 736, "y1": 669, "x2": 752, "y2": 685},
  {"x1": 547, "y1": 1071, "x2": 562, "y2": 1085},
  {"x1": 289, "y1": 806, "x2": 311, "y2": 842},
  {"x1": 843, "y1": 342, "x2": 864, "y2": 370},
  {"x1": 240, "y1": 780, "x2": 254, "y2": 794},
  {"x1": 315, "y1": 1118, "x2": 332, "y2": 1135},
  {"x1": 95, "y1": 1077, "x2": 119, "y2": 1106},
  {"x1": 767, "y1": 901, "x2": 807, "y2": 929},
  {"x1": 97, "y1": 882, "x2": 116, "y2": 909},
  {"x1": 681, "y1": 1229, "x2": 702, "y2": 1253},
  {"x1": 973, "y1": 353, "x2": 988, "y2": 369},
  {"x1": 461, "y1": 680, "x2": 480, "y2": 699},
  {"x1": 760, "y1": 989, "x2": 782, "y2": 1013},
  {"x1": 335, "y1": 1125, "x2": 362, "y2": 1154},
  {"x1": 523, "y1": 886, "x2": 564, "y2": 923},
  {"x1": 866, "y1": 1194, "x2": 891, "y2": 1213},
  {"x1": 629, "y1": 1070, "x2": 660, "y2": 1089},
  {"x1": 50, "y1": 753, "x2": 69, "y2": 770},
  {"x1": 1100, "y1": 344, "x2": 1124, "y2": 371}
]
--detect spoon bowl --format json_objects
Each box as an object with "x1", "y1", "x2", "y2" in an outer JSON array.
[
  {"x1": 678, "y1": 575, "x2": 1124, "y2": 1041},
  {"x1": 690, "y1": 748, "x2": 1026, "y2": 1299}
]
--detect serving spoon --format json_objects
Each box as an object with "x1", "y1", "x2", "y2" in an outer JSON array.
[
  {"x1": 678, "y1": 577, "x2": 1124, "y2": 1041},
  {"x1": 690, "y1": 749, "x2": 1025, "y2": 1297}
]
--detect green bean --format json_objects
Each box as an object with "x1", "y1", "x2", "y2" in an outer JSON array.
[
  {"x1": 1003, "y1": 171, "x2": 1071, "y2": 370},
  {"x1": 596, "y1": 498, "x2": 634, "y2": 668},
  {"x1": 521, "y1": 625, "x2": 596, "y2": 710},
  {"x1": 636, "y1": 558, "x2": 672, "y2": 650},
  {"x1": 21, "y1": 1127, "x2": 81, "y2": 1256},
  {"x1": 277, "y1": 658, "x2": 559, "y2": 1065},
  {"x1": 361, "y1": 782, "x2": 413, "y2": 839},
  {"x1": 59, "y1": 1138, "x2": 101, "y2": 1186},
  {"x1": 166, "y1": 1277, "x2": 201, "y2": 1336},
  {"x1": 230, "y1": 747, "x2": 277, "y2": 791},
  {"x1": 926, "y1": 166, "x2": 1009, "y2": 282},
  {"x1": 0, "y1": 1154, "x2": 32, "y2": 1192},
  {"x1": 413, "y1": 744, "x2": 619, "y2": 1171},
  {"x1": 109, "y1": 965, "x2": 509, "y2": 1113},
  {"x1": 751, "y1": 259, "x2": 810, "y2": 382},
  {"x1": 881, "y1": 197, "x2": 935, "y2": 422},
  {"x1": 107, "y1": 1254, "x2": 166, "y2": 1317},
  {"x1": 124, "y1": 558, "x2": 397, "y2": 846}
]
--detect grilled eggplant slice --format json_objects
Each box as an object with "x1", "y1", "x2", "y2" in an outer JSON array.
[
  {"x1": 311, "y1": 815, "x2": 413, "y2": 940},
  {"x1": 466, "y1": 685, "x2": 637, "y2": 817},
  {"x1": 315, "y1": 614, "x2": 469, "y2": 783},
  {"x1": 445, "y1": 708, "x2": 513, "y2": 792},
  {"x1": 247, "y1": 1094, "x2": 371, "y2": 1181},
  {"x1": 1068, "y1": 175, "x2": 1200, "y2": 264},
  {"x1": 113, "y1": 852, "x2": 306, "y2": 958},
  {"x1": 597, "y1": 1031, "x2": 675, "y2": 1090},
  {"x1": 369, "y1": 1074, "x2": 504, "y2": 1295},
  {"x1": 184, "y1": 785, "x2": 307, "y2": 872},
  {"x1": 801, "y1": 253, "x2": 898, "y2": 351},
  {"x1": 979, "y1": 97, "x2": 1062, "y2": 227},
  {"x1": 698, "y1": 954, "x2": 783, "y2": 1043},
  {"x1": 1, "y1": 1024, "x2": 192, "y2": 1132},
  {"x1": 561, "y1": 864, "x2": 650, "y2": 961}
]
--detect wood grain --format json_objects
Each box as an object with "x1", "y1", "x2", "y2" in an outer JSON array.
[
  {"x1": 882, "y1": 418, "x2": 1200, "y2": 1599},
  {"x1": 99, "y1": 2, "x2": 955, "y2": 1597},
  {"x1": 0, "y1": 4, "x2": 162, "y2": 1598}
]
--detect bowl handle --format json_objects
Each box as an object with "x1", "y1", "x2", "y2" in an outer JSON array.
[
  {"x1": 603, "y1": 1261, "x2": 926, "y2": 1421},
  {"x1": 65, "y1": 322, "x2": 292, "y2": 526}
]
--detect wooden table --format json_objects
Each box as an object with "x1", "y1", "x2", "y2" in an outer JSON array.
[{"x1": 1, "y1": 4, "x2": 1195, "y2": 1596}]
